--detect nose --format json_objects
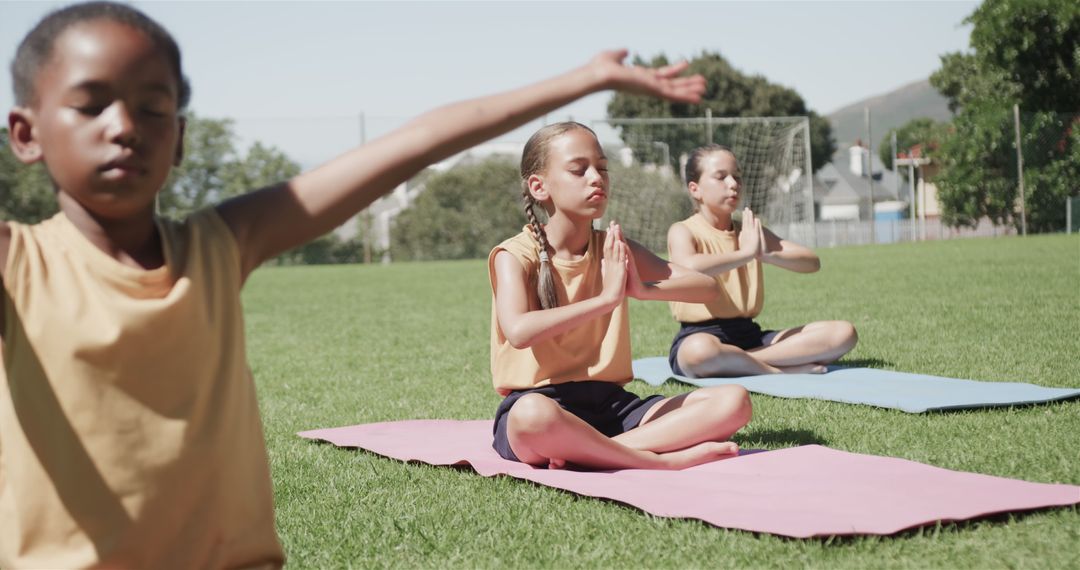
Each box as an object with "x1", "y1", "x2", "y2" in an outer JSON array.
[
  {"x1": 103, "y1": 101, "x2": 138, "y2": 146},
  {"x1": 727, "y1": 175, "x2": 740, "y2": 190},
  {"x1": 587, "y1": 165, "x2": 605, "y2": 185}
]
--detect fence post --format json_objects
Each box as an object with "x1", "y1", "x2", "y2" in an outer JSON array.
[
  {"x1": 1013, "y1": 104, "x2": 1027, "y2": 236},
  {"x1": 705, "y1": 108, "x2": 713, "y2": 144},
  {"x1": 803, "y1": 116, "x2": 816, "y2": 247},
  {"x1": 865, "y1": 107, "x2": 875, "y2": 243}
]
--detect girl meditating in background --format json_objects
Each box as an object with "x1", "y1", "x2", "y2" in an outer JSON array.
[{"x1": 666, "y1": 144, "x2": 858, "y2": 379}]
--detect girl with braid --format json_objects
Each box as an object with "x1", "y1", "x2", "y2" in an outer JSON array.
[{"x1": 487, "y1": 122, "x2": 754, "y2": 470}]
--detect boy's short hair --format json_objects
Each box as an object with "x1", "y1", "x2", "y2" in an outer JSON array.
[{"x1": 11, "y1": 1, "x2": 191, "y2": 109}]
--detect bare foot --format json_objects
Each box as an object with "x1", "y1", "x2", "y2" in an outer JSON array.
[
  {"x1": 658, "y1": 441, "x2": 739, "y2": 470},
  {"x1": 548, "y1": 458, "x2": 567, "y2": 470},
  {"x1": 777, "y1": 363, "x2": 827, "y2": 374}
]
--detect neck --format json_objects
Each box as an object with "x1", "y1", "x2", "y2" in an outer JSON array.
[
  {"x1": 542, "y1": 212, "x2": 594, "y2": 259},
  {"x1": 58, "y1": 194, "x2": 164, "y2": 270},
  {"x1": 698, "y1": 207, "x2": 734, "y2": 231}
]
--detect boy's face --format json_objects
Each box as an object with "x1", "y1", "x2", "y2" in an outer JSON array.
[{"x1": 9, "y1": 19, "x2": 184, "y2": 220}]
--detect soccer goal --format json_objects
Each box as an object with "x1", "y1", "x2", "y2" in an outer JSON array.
[{"x1": 591, "y1": 116, "x2": 816, "y2": 252}]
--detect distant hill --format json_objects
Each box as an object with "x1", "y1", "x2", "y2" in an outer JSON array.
[{"x1": 827, "y1": 79, "x2": 953, "y2": 147}]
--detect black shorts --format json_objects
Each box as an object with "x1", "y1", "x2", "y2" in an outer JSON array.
[
  {"x1": 668, "y1": 317, "x2": 775, "y2": 376},
  {"x1": 492, "y1": 381, "x2": 664, "y2": 462}
]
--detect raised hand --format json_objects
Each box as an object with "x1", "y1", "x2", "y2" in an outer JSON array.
[
  {"x1": 588, "y1": 49, "x2": 706, "y2": 104},
  {"x1": 610, "y1": 222, "x2": 647, "y2": 299},
  {"x1": 601, "y1": 221, "x2": 628, "y2": 304},
  {"x1": 738, "y1": 208, "x2": 761, "y2": 257},
  {"x1": 757, "y1": 218, "x2": 771, "y2": 260}
]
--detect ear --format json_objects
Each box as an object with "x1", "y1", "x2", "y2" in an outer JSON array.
[
  {"x1": 173, "y1": 116, "x2": 186, "y2": 166},
  {"x1": 8, "y1": 107, "x2": 43, "y2": 164},
  {"x1": 526, "y1": 173, "x2": 548, "y2": 202},
  {"x1": 687, "y1": 181, "x2": 700, "y2": 200}
]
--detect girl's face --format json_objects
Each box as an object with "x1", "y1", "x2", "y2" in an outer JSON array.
[
  {"x1": 13, "y1": 19, "x2": 184, "y2": 220},
  {"x1": 689, "y1": 150, "x2": 742, "y2": 217},
  {"x1": 530, "y1": 129, "x2": 609, "y2": 220}
]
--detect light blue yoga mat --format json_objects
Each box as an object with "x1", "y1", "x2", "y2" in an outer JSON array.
[{"x1": 632, "y1": 357, "x2": 1080, "y2": 413}]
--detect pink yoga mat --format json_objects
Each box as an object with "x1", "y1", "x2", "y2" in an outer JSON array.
[{"x1": 298, "y1": 420, "x2": 1080, "y2": 538}]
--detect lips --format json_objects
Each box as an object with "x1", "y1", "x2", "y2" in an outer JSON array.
[
  {"x1": 99, "y1": 156, "x2": 145, "y2": 178},
  {"x1": 587, "y1": 189, "x2": 607, "y2": 201}
]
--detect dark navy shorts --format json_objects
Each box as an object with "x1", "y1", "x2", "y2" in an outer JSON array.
[
  {"x1": 492, "y1": 381, "x2": 664, "y2": 462},
  {"x1": 668, "y1": 317, "x2": 776, "y2": 376}
]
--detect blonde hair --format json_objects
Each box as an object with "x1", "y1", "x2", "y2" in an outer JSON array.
[{"x1": 519, "y1": 121, "x2": 596, "y2": 310}]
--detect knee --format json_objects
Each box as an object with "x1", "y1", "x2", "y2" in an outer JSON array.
[
  {"x1": 678, "y1": 335, "x2": 728, "y2": 375},
  {"x1": 703, "y1": 384, "x2": 753, "y2": 425},
  {"x1": 506, "y1": 394, "x2": 561, "y2": 437},
  {"x1": 831, "y1": 320, "x2": 858, "y2": 351}
]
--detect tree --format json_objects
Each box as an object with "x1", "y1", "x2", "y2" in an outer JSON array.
[
  {"x1": 607, "y1": 51, "x2": 835, "y2": 170},
  {"x1": 391, "y1": 158, "x2": 522, "y2": 261},
  {"x1": 877, "y1": 118, "x2": 950, "y2": 174},
  {"x1": 929, "y1": 0, "x2": 1080, "y2": 231},
  {"x1": 158, "y1": 112, "x2": 238, "y2": 219},
  {"x1": 601, "y1": 159, "x2": 691, "y2": 254},
  {"x1": 0, "y1": 128, "x2": 57, "y2": 223},
  {"x1": 221, "y1": 141, "x2": 301, "y2": 198}
]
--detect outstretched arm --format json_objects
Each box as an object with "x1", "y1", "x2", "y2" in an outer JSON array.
[
  {"x1": 759, "y1": 225, "x2": 820, "y2": 273},
  {"x1": 216, "y1": 50, "x2": 706, "y2": 279}
]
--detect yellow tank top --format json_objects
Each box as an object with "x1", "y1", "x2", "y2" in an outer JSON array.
[
  {"x1": 668, "y1": 213, "x2": 763, "y2": 322},
  {"x1": 488, "y1": 228, "x2": 632, "y2": 396},
  {"x1": 0, "y1": 210, "x2": 283, "y2": 569}
]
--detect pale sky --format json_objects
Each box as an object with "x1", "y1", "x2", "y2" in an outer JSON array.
[{"x1": 1, "y1": 0, "x2": 979, "y2": 167}]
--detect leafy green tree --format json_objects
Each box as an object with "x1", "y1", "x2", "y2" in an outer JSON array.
[
  {"x1": 607, "y1": 51, "x2": 835, "y2": 170},
  {"x1": 391, "y1": 158, "x2": 522, "y2": 261},
  {"x1": 221, "y1": 141, "x2": 301, "y2": 198},
  {"x1": 272, "y1": 231, "x2": 365, "y2": 266},
  {"x1": 0, "y1": 128, "x2": 57, "y2": 223},
  {"x1": 159, "y1": 112, "x2": 238, "y2": 218},
  {"x1": 878, "y1": 118, "x2": 950, "y2": 174},
  {"x1": 601, "y1": 159, "x2": 691, "y2": 254},
  {"x1": 930, "y1": 0, "x2": 1079, "y2": 231}
]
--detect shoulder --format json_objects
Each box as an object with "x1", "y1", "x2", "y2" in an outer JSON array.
[
  {"x1": 490, "y1": 229, "x2": 537, "y2": 263},
  {"x1": 667, "y1": 217, "x2": 699, "y2": 244}
]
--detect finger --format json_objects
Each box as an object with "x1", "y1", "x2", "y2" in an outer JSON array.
[
  {"x1": 606, "y1": 48, "x2": 629, "y2": 64},
  {"x1": 654, "y1": 60, "x2": 690, "y2": 78}
]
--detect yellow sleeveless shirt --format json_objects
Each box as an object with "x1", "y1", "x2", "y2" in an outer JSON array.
[
  {"x1": 488, "y1": 228, "x2": 632, "y2": 396},
  {"x1": 0, "y1": 209, "x2": 283, "y2": 568},
  {"x1": 668, "y1": 213, "x2": 764, "y2": 323}
]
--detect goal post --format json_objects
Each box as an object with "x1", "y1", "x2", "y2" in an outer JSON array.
[{"x1": 591, "y1": 116, "x2": 816, "y2": 252}]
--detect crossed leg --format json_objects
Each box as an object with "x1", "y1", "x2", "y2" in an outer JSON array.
[
  {"x1": 506, "y1": 384, "x2": 751, "y2": 470},
  {"x1": 677, "y1": 320, "x2": 858, "y2": 378}
]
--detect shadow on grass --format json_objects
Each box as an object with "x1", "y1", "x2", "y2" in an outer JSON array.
[
  {"x1": 736, "y1": 427, "x2": 827, "y2": 447},
  {"x1": 836, "y1": 357, "x2": 896, "y2": 369}
]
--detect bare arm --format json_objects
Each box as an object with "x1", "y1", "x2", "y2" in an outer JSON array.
[
  {"x1": 494, "y1": 230, "x2": 629, "y2": 349},
  {"x1": 759, "y1": 225, "x2": 820, "y2": 273},
  {"x1": 666, "y1": 218, "x2": 756, "y2": 277},
  {"x1": 217, "y1": 50, "x2": 705, "y2": 279},
  {"x1": 620, "y1": 229, "x2": 716, "y2": 303}
]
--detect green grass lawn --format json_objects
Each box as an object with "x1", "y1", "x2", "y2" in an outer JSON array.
[{"x1": 242, "y1": 233, "x2": 1080, "y2": 569}]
